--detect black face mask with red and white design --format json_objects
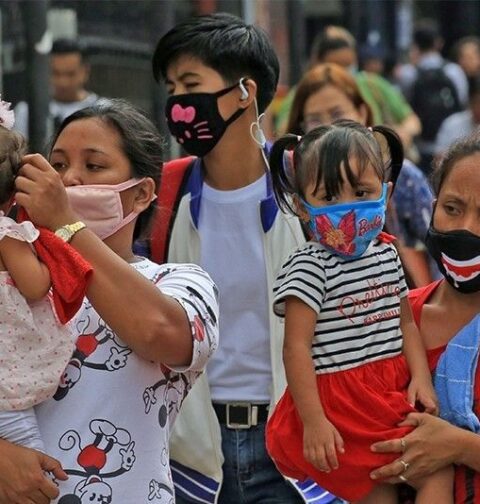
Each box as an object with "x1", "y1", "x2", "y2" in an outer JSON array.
[{"x1": 425, "y1": 225, "x2": 480, "y2": 293}]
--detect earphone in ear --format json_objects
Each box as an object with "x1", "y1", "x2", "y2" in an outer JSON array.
[{"x1": 239, "y1": 79, "x2": 249, "y2": 101}]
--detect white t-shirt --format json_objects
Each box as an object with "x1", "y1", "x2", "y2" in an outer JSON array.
[
  {"x1": 274, "y1": 240, "x2": 408, "y2": 373},
  {"x1": 199, "y1": 174, "x2": 272, "y2": 402},
  {"x1": 36, "y1": 259, "x2": 219, "y2": 503}
]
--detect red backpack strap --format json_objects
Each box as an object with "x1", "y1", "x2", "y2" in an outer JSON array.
[{"x1": 150, "y1": 156, "x2": 195, "y2": 264}]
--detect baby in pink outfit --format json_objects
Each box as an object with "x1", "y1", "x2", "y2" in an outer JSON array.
[{"x1": 0, "y1": 104, "x2": 74, "y2": 451}]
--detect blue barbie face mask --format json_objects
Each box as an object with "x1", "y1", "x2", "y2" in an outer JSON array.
[{"x1": 302, "y1": 183, "x2": 388, "y2": 259}]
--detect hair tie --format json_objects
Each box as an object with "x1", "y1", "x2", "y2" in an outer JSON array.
[{"x1": 0, "y1": 99, "x2": 15, "y2": 130}]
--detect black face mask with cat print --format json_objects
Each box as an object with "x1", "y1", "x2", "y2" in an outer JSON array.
[{"x1": 166, "y1": 81, "x2": 246, "y2": 157}]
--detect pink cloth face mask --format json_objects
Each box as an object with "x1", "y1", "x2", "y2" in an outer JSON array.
[{"x1": 66, "y1": 178, "x2": 150, "y2": 240}]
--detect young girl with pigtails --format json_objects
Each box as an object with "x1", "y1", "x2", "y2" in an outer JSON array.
[{"x1": 266, "y1": 120, "x2": 453, "y2": 503}]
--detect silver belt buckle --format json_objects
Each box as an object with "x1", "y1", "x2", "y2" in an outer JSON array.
[{"x1": 226, "y1": 402, "x2": 257, "y2": 429}]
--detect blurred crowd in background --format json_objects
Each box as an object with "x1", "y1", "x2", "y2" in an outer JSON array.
[
  {"x1": 2, "y1": 0, "x2": 480, "y2": 154},
  {"x1": 2, "y1": 0, "x2": 480, "y2": 288}
]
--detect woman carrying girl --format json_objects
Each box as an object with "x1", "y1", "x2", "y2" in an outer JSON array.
[
  {"x1": 266, "y1": 120, "x2": 452, "y2": 503},
  {"x1": 371, "y1": 132, "x2": 480, "y2": 502}
]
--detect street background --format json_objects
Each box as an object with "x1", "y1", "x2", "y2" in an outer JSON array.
[{"x1": 1, "y1": 0, "x2": 479, "y2": 155}]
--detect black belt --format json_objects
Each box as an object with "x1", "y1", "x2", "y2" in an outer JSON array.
[{"x1": 212, "y1": 402, "x2": 269, "y2": 429}]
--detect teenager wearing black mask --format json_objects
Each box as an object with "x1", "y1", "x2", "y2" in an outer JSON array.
[
  {"x1": 148, "y1": 12, "x2": 342, "y2": 504},
  {"x1": 369, "y1": 132, "x2": 480, "y2": 503}
]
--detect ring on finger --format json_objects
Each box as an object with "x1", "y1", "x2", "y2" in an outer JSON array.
[
  {"x1": 399, "y1": 474, "x2": 408, "y2": 483},
  {"x1": 399, "y1": 459, "x2": 410, "y2": 473},
  {"x1": 400, "y1": 438, "x2": 406, "y2": 452}
]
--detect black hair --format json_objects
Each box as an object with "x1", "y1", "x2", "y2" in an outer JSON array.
[
  {"x1": 152, "y1": 12, "x2": 279, "y2": 113},
  {"x1": 269, "y1": 120, "x2": 403, "y2": 216},
  {"x1": 50, "y1": 99, "x2": 164, "y2": 241},
  {"x1": 431, "y1": 131, "x2": 480, "y2": 196},
  {"x1": 0, "y1": 127, "x2": 26, "y2": 205},
  {"x1": 311, "y1": 36, "x2": 353, "y2": 63},
  {"x1": 413, "y1": 19, "x2": 440, "y2": 52},
  {"x1": 52, "y1": 38, "x2": 87, "y2": 61}
]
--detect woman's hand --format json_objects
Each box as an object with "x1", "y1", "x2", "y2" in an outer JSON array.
[
  {"x1": 15, "y1": 154, "x2": 76, "y2": 230},
  {"x1": 303, "y1": 416, "x2": 344, "y2": 473},
  {"x1": 0, "y1": 439, "x2": 67, "y2": 503},
  {"x1": 369, "y1": 412, "x2": 463, "y2": 483},
  {"x1": 407, "y1": 377, "x2": 439, "y2": 415}
]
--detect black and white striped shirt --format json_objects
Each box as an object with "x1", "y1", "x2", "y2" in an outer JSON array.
[{"x1": 274, "y1": 240, "x2": 408, "y2": 374}]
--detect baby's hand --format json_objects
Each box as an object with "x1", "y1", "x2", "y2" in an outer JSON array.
[
  {"x1": 408, "y1": 377, "x2": 439, "y2": 416},
  {"x1": 303, "y1": 416, "x2": 344, "y2": 472}
]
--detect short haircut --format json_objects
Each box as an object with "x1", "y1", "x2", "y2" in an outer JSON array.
[
  {"x1": 51, "y1": 38, "x2": 87, "y2": 61},
  {"x1": 310, "y1": 25, "x2": 356, "y2": 63},
  {"x1": 413, "y1": 19, "x2": 440, "y2": 52},
  {"x1": 152, "y1": 12, "x2": 279, "y2": 113}
]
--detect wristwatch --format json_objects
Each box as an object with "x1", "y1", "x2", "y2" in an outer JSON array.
[{"x1": 54, "y1": 221, "x2": 87, "y2": 243}]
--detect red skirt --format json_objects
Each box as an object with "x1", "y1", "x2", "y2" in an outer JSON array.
[{"x1": 266, "y1": 354, "x2": 416, "y2": 501}]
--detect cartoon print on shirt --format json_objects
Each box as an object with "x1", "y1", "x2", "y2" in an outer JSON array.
[
  {"x1": 185, "y1": 284, "x2": 217, "y2": 348},
  {"x1": 143, "y1": 365, "x2": 190, "y2": 426},
  {"x1": 58, "y1": 476, "x2": 112, "y2": 504},
  {"x1": 151, "y1": 266, "x2": 175, "y2": 284},
  {"x1": 40, "y1": 263, "x2": 218, "y2": 503},
  {"x1": 147, "y1": 447, "x2": 174, "y2": 502},
  {"x1": 57, "y1": 419, "x2": 135, "y2": 503},
  {"x1": 55, "y1": 312, "x2": 132, "y2": 401},
  {"x1": 143, "y1": 279, "x2": 217, "y2": 426},
  {"x1": 148, "y1": 479, "x2": 174, "y2": 502},
  {"x1": 153, "y1": 264, "x2": 219, "y2": 349}
]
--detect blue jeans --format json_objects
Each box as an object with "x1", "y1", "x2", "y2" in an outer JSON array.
[{"x1": 175, "y1": 421, "x2": 303, "y2": 503}]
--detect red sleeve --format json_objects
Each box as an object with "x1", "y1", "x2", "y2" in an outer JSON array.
[
  {"x1": 408, "y1": 280, "x2": 445, "y2": 372},
  {"x1": 408, "y1": 280, "x2": 442, "y2": 328},
  {"x1": 32, "y1": 227, "x2": 93, "y2": 324},
  {"x1": 17, "y1": 208, "x2": 93, "y2": 324}
]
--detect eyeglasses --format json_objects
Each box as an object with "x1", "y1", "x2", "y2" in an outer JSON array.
[
  {"x1": 301, "y1": 107, "x2": 358, "y2": 133},
  {"x1": 301, "y1": 115, "x2": 325, "y2": 132}
]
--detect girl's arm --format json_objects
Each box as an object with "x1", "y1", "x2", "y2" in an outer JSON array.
[
  {"x1": 14, "y1": 154, "x2": 204, "y2": 368},
  {"x1": 284, "y1": 296, "x2": 324, "y2": 421},
  {"x1": 400, "y1": 297, "x2": 438, "y2": 413},
  {"x1": 284, "y1": 296, "x2": 344, "y2": 471},
  {"x1": 0, "y1": 237, "x2": 50, "y2": 301}
]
